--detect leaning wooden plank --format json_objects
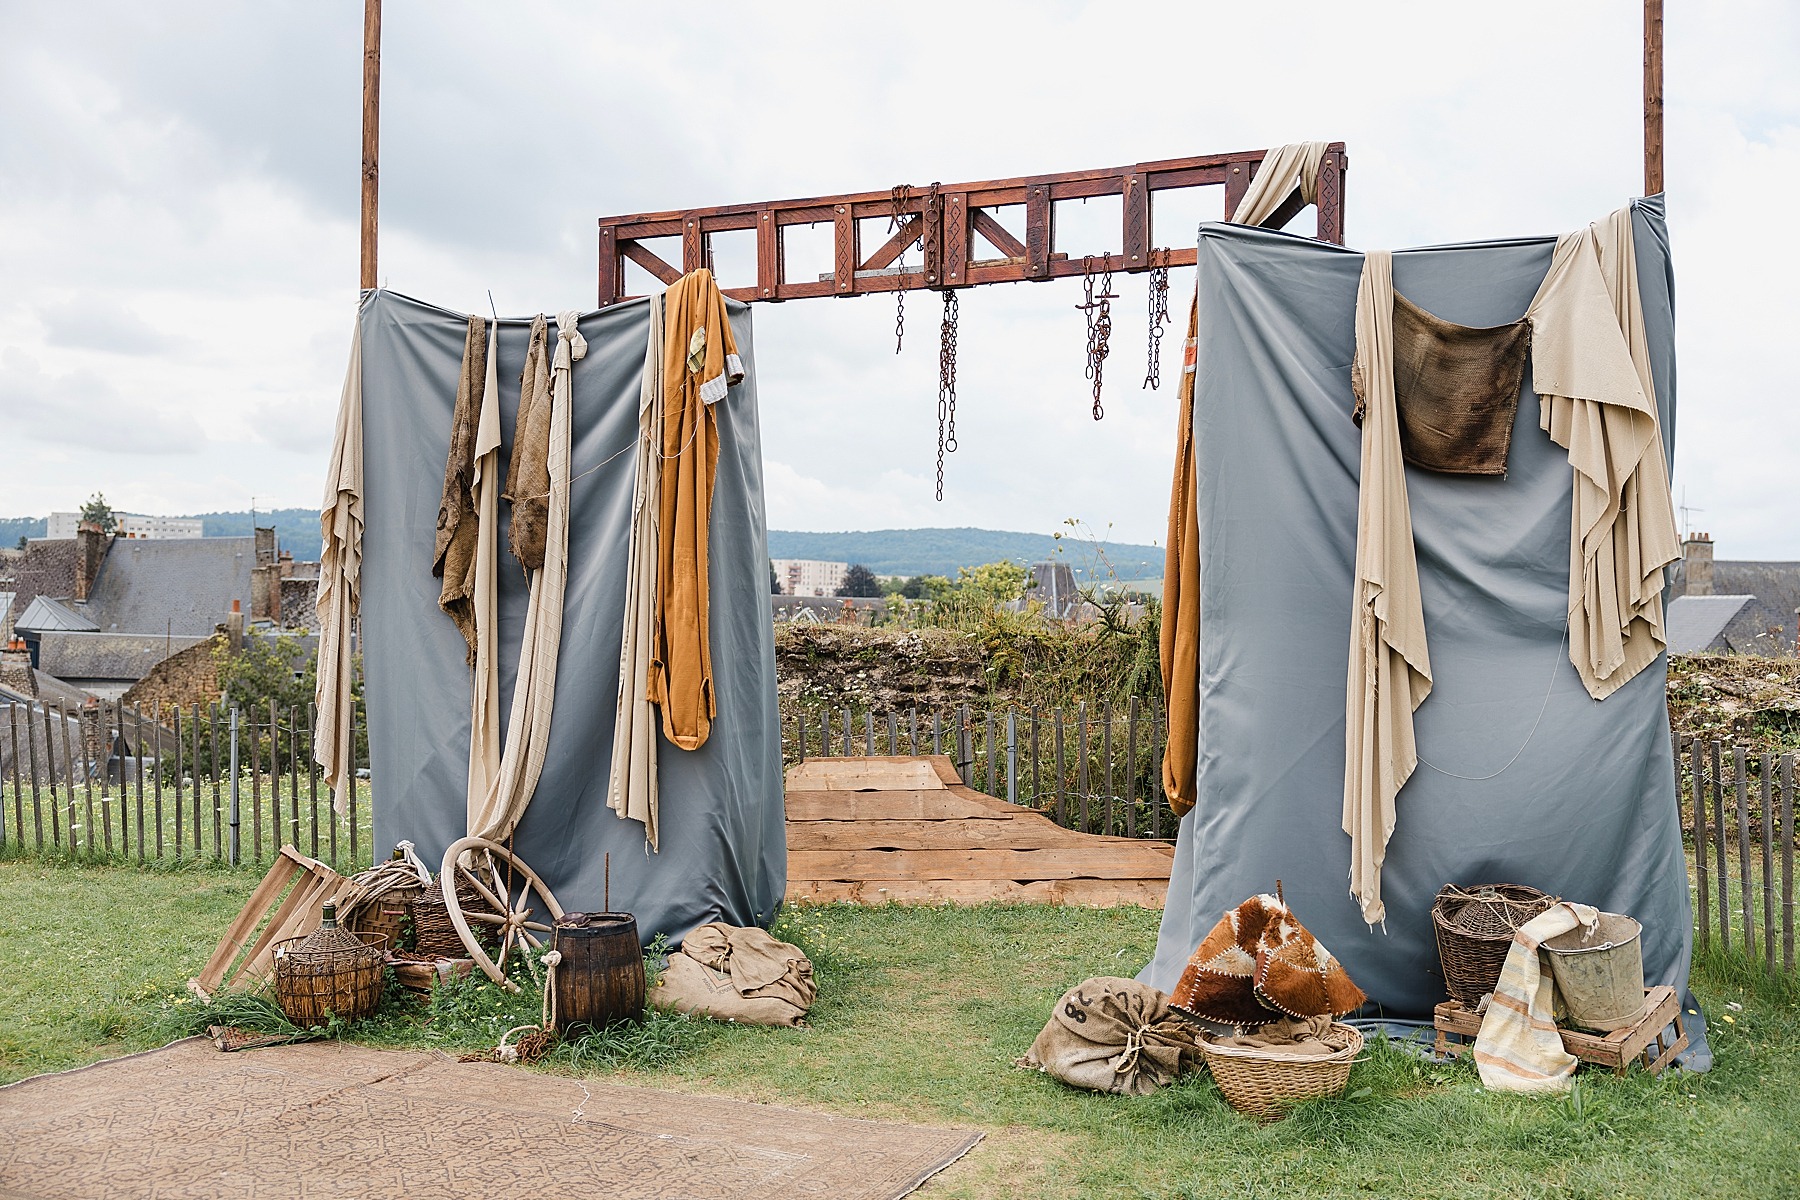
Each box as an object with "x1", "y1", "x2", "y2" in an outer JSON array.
[
  {"x1": 786, "y1": 876, "x2": 1170, "y2": 907},
  {"x1": 222, "y1": 847, "x2": 353, "y2": 990},
  {"x1": 785, "y1": 755, "x2": 962, "y2": 792},
  {"x1": 786, "y1": 816, "x2": 1172, "y2": 852},
  {"x1": 788, "y1": 846, "x2": 1176, "y2": 882},
  {"x1": 784, "y1": 792, "x2": 1009, "y2": 821},
  {"x1": 189, "y1": 848, "x2": 307, "y2": 999}
]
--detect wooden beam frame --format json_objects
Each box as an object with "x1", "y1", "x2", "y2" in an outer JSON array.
[{"x1": 598, "y1": 143, "x2": 1348, "y2": 307}]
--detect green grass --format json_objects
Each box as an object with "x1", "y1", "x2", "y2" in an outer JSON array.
[{"x1": 3, "y1": 862, "x2": 1797, "y2": 1199}]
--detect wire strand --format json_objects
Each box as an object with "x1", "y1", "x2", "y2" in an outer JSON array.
[{"x1": 1414, "y1": 622, "x2": 1570, "y2": 782}]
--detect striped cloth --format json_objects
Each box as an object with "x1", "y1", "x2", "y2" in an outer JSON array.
[{"x1": 1473, "y1": 902, "x2": 1598, "y2": 1093}]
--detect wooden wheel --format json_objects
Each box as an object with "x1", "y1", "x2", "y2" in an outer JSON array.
[{"x1": 439, "y1": 836, "x2": 564, "y2": 992}]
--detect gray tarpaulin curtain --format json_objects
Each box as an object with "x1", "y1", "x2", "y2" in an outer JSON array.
[
  {"x1": 357, "y1": 291, "x2": 785, "y2": 944},
  {"x1": 1140, "y1": 201, "x2": 1699, "y2": 1059}
]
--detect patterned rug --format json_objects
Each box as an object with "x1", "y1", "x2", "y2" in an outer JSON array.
[{"x1": 0, "y1": 1039, "x2": 981, "y2": 1200}]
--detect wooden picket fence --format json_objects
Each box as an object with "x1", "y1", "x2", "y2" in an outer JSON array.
[
  {"x1": 0, "y1": 697, "x2": 373, "y2": 873},
  {"x1": 1676, "y1": 736, "x2": 1797, "y2": 974},
  {"x1": 784, "y1": 699, "x2": 1176, "y2": 840}
]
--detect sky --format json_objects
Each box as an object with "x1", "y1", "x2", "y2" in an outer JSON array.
[{"x1": 1, "y1": 2, "x2": 1796, "y2": 555}]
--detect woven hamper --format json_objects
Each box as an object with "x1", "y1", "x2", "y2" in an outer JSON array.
[
  {"x1": 346, "y1": 882, "x2": 422, "y2": 951},
  {"x1": 410, "y1": 875, "x2": 502, "y2": 958},
  {"x1": 1198, "y1": 1025, "x2": 1363, "y2": 1121},
  {"x1": 1431, "y1": 883, "x2": 1556, "y2": 1007}
]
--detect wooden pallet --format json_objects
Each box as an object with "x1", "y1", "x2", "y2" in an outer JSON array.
[
  {"x1": 1432, "y1": 985, "x2": 1689, "y2": 1076},
  {"x1": 785, "y1": 756, "x2": 1175, "y2": 907},
  {"x1": 190, "y1": 845, "x2": 361, "y2": 1000}
]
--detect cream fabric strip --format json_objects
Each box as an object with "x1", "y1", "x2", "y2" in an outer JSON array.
[
  {"x1": 1232, "y1": 141, "x2": 1330, "y2": 228},
  {"x1": 1473, "y1": 902, "x2": 1598, "y2": 1093},
  {"x1": 466, "y1": 319, "x2": 504, "y2": 822},
  {"x1": 315, "y1": 317, "x2": 364, "y2": 816},
  {"x1": 469, "y1": 311, "x2": 583, "y2": 842},
  {"x1": 1344, "y1": 251, "x2": 1434, "y2": 929},
  {"x1": 1528, "y1": 210, "x2": 1679, "y2": 699},
  {"x1": 608, "y1": 295, "x2": 666, "y2": 849}
]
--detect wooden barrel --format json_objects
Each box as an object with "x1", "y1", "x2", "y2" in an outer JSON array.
[{"x1": 550, "y1": 912, "x2": 645, "y2": 1034}]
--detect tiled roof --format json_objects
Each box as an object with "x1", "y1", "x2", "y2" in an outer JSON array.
[
  {"x1": 14, "y1": 596, "x2": 99, "y2": 633},
  {"x1": 36, "y1": 631, "x2": 208, "y2": 683},
  {"x1": 80, "y1": 537, "x2": 256, "y2": 637},
  {"x1": 11, "y1": 538, "x2": 79, "y2": 614},
  {"x1": 1666, "y1": 595, "x2": 1758, "y2": 655}
]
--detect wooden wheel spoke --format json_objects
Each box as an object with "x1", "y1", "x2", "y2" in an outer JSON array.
[
  {"x1": 438, "y1": 836, "x2": 564, "y2": 994},
  {"x1": 458, "y1": 866, "x2": 508, "y2": 915},
  {"x1": 520, "y1": 930, "x2": 542, "y2": 950},
  {"x1": 467, "y1": 911, "x2": 507, "y2": 925},
  {"x1": 523, "y1": 920, "x2": 553, "y2": 933}
]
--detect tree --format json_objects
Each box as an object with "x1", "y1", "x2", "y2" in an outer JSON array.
[
  {"x1": 80, "y1": 492, "x2": 117, "y2": 534},
  {"x1": 836, "y1": 563, "x2": 880, "y2": 597}
]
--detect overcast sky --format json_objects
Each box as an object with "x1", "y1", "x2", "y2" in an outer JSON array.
[{"x1": 2, "y1": 2, "x2": 1795, "y2": 555}]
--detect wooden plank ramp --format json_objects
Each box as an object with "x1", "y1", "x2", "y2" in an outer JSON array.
[{"x1": 785, "y1": 755, "x2": 1174, "y2": 908}]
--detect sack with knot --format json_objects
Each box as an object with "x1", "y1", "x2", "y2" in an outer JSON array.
[{"x1": 1017, "y1": 977, "x2": 1200, "y2": 1096}]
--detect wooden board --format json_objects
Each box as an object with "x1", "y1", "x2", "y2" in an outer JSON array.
[
  {"x1": 1432, "y1": 986, "x2": 1688, "y2": 1076},
  {"x1": 190, "y1": 845, "x2": 357, "y2": 1000},
  {"x1": 784, "y1": 754, "x2": 1174, "y2": 908}
]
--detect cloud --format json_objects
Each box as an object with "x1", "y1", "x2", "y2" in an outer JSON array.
[
  {"x1": 37, "y1": 296, "x2": 181, "y2": 356},
  {"x1": 0, "y1": 348, "x2": 204, "y2": 455}
]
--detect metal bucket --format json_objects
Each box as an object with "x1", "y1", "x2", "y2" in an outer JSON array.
[{"x1": 1543, "y1": 912, "x2": 1645, "y2": 1032}]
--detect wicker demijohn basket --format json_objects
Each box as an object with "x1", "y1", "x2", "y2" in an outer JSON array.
[
  {"x1": 410, "y1": 876, "x2": 501, "y2": 958},
  {"x1": 347, "y1": 883, "x2": 422, "y2": 950},
  {"x1": 1199, "y1": 1025, "x2": 1364, "y2": 1121},
  {"x1": 273, "y1": 902, "x2": 387, "y2": 1027},
  {"x1": 1431, "y1": 882, "x2": 1556, "y2": 1007}
]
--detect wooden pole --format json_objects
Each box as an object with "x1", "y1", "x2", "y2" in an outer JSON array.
[
  {"x1": 1644, "y1": 0, "x2": 1664, "y2": 195},
  {"x1": 360, "y1": 0, "x2": 382, "y2": 290}
]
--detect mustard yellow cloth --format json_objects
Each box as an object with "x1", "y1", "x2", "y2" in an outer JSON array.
[
  {"x1": 1344, "y1": 251, "x2": 1434, "y2": 928},
  {"x1": 648, "y1": 270, "x2": 743, "y2": 752},
  {"x1": 1160, "y1": 142, "x2": 1332, "y2": 816}
]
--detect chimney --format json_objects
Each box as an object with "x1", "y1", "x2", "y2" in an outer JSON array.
[
  {"x1": 74, "y1": 522, "x2": 111, "y2": 601},
  {"x1": 1683, "y1": 531, "x2": 1714, "y2": 597},
  {"x1": 254, "y1": 526, "x2": 277, "y2": 566},
  {"x1": 227, "y1": 599, "x2": 245, "y2": 651}
]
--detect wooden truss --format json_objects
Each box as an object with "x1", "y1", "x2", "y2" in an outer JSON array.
[{"x1": 597, "y1": 143, "x2": 1347, "y2": 307}]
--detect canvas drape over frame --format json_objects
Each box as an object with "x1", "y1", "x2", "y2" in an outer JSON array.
[
  {"x1": 357, "y1": 291, "x2": 785, "y2": 945},
  {"x1": 1141, "y1": 201, "x2": 1695, "y2": 1035}
]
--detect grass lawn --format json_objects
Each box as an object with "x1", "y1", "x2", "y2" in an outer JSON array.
[{"x1": 2, "y1": 859, "x2": 1796, "y2": 1200}]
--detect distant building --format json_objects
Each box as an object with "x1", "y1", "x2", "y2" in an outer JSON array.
[
  {"x1": 46, "y1": 511, "x2": 204, "y2": 540},
  {"x1": 1666, "y1": 532, "x2": 1799, "y2": 655},
  {"x1": 772, "y1": 559, "x2": 849, "y2": 597}
]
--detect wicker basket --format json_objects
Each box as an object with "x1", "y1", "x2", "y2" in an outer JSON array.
[
  {"x1": 272, "y1": 907, "x2": 387, "y2": 1027},
  {"x1": 1199, "y1": 1025, "x2": 1364, "y2": 1121},
  {"x1": 1432, "y1": 882, "x2": 1556, "y2": 1007},
  {"x1": 409, "y1": 876, "x2": 502, "y2": 958},
  {"x1": 346, "y1": 882, "x2": 423, "y2": 951}
]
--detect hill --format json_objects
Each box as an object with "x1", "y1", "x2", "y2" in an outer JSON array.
[
  {"x1": 766, "y1": 527, "x2": 1163, "y2": 582},
  {"x1": 1, "y1": 509, "x2": 320, "y2": 554}
]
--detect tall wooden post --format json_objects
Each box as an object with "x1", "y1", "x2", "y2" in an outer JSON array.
[
  {"x1": 1644, "y1": 0, "x2": 1664, "y2": 196},
  {"x1": 360, "y1": 0, "x2": 382, "y2": 290}
]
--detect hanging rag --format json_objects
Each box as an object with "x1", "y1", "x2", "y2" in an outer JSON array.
[
  {"x1": 1527, "y1": 210, "x2": 1680, "y2": 700},
  {"x1": 648, "y1": 269, "x2": 743, "y2": 752},
  {"x1": 1160, "y1": 141, "x2": 1332, "y2": 816},
  {"x1": 1351, "y1": 291, "x2": 1531, "y2": 476},
  {"x1": 504, "y1": 317, "x2": 554, "y2": 572},
  {"x1": 315, "y1": 316, "x2": 364, "y2": 817},
  {"x1": 467, "y1": 320, "x2": 504, "y2": 810},
  {"x1": 1473, "y1": 902, "x2": 1598, "y2": 1093},
  {"x1": 433, "y1": 316, "x2": 490, "y2": 660},
  {"x1": 1343, "y1": 251, "x2": 1434, "y2": 928},
  {"x1": 469, "y1": 312, "x2": 581, "y2": 842},
  {"x1": 1169, "y1": 893, "x2": 1366, "y2": 1026},
  {"x1": 607, "y1": 294, "x2": 666, "y2": 847}
]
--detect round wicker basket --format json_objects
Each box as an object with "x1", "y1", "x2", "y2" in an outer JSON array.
[
  {"x1": 409, "y1": 875, "x2": 502, "y2": 958},
  {"x1": 1199, "y1": 1025, "x2": 1364, "y2": 1121},
  {"x1": 273, "y1": 908, "x2": 387, "y2": 1027},
  {"x1": 1431, "y1": 883, "x2": 1556, "y2": 1007}
]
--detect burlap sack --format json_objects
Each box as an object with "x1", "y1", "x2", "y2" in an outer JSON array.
[
  {"x1": 1017, "y1": 977, "x2": 1201, "y2": 1096},
  {"x1": 649, "y1": 923, "x2": 814, "y2": 1028}
]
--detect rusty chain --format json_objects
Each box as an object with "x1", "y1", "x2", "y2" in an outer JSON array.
[
  {"x1": 1077, "y1": 254, "x2": 1116, "y2": 419},
  {"x1": 1143, "y1": 249, "x2": 1171, "y2": 390},
  {"x1": 936, "y1": 289, "x2": 959, "y2": 501},
  {"x1": 888, "y1": 184, "x2": 912, "y2": 353}
]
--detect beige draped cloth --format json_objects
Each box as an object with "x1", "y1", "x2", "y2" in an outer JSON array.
[
  {"x1": 315, "y1": 317, "x2": 364, "y2": 817},
  {"x1": 1529, "y1": 209, "x2": 1679, "y2": 699},
  {"x1": 1161, "y1": 141, "x2": 1332, "y2": 815},
  {"x1": 607, "y1": 295, "x2": 666, "y2": 848},
  {"x1": 1342, "y1": 206, "x2": 1678, "y2": 924},
  {"x1": 467, "y1": 320, "x2": 504, "y2": 811},
  {"x1": 1344, "y1": 251, "x2": 1435, "y2": 928},
  {"x1": 469, "y1": 312, "x2": 583, "y2": 842}
]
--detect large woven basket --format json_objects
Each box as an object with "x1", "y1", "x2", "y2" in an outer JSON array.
[
  {"x1": 346, "y1": 882, "x2": 423, "y2": 951},
  {"x1": 409, "y1": 875, "x2": 501, "y2": 958},
  {"x1": 273, "y1": 924, "x2": 387, "y2": 1027},
  {"x1": 1199, "y1": 1025, "x2": 1364, "y2": 1121},
  {"x1": 1432, "y1": 882, "x2": 1556, "y2": 1007}
]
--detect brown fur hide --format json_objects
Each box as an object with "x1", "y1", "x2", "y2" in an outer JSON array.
[{"x1": 1169, "y1": 894, "x2": 1365, "y2": 1026}]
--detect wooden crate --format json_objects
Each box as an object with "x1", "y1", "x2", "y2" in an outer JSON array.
[
  {"x1": 189, "y1": 846, "x2": 360, "y2": 1000},
  {"x1": 1433, "y1": 985, "x2": 1688, "y2": 1076}
]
